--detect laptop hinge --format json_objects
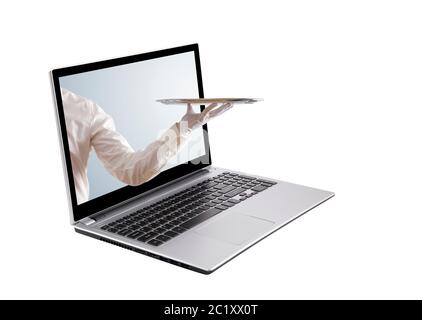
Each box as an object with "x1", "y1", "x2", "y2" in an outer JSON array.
[{"x1": 80, "y1": 217, "x2": 96, "y2": 226}]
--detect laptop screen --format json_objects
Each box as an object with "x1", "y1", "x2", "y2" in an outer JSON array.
[{"x1": 52, "y1": 44, "x2": 211, "y2": 222}]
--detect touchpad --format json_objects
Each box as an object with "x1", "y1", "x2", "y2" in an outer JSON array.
[{"x1": 195, "y1": 213, "x2": 275, "y2": 246}]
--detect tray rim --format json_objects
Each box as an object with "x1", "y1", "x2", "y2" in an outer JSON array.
[{"x1": 156, "y1": 98, "x2": 263, "y2": 105}]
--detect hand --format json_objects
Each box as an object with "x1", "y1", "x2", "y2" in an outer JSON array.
[{"x1": 180, "y1": 102, "x2": 233, "y2": 132}]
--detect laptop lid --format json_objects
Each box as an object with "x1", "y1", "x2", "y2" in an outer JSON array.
[{"x1": 51, "y1": 44, "x2": 211, "y2": 223}]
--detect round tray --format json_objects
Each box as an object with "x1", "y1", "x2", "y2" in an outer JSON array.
[{"x1": 156, "y1": 98, "x2": 262, "y2": 105}]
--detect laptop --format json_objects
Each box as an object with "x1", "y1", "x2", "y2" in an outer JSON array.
[{"x1": 51, "y1": 44, "x2": 334, "y2": 274}]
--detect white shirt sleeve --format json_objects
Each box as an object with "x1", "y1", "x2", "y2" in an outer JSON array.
[{"x1": 90, "y1": 103, "x2": 187, "y2": 186}]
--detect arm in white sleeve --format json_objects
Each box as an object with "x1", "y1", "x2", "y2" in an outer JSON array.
[{"x1": 90, "y1": 103, "x2": 188, "y2": 186}]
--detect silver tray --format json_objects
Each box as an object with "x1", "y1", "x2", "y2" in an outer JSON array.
[{"x1": 156, "y1": 98, "x2": 262, "y2": 105}]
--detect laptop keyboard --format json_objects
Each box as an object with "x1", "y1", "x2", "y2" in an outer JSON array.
[{"x1": 99, "y1": 172, "x2": 277, "y2": 246}]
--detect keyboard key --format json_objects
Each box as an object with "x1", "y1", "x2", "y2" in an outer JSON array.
[
  {"x1": 167, "y1": 221, "x2": 179, "y2": 227},
  {"x1": 225, "y1": 188, "x2": 247, "y2": 198},
  {"x1": 149, "y1": 222, "x2": 160, "y2": 228},
  {"x1": 148, "y1": 239, "x2": 163, "y2": 246},
  {"x1": 220, "y1": 185, "x2": 236, "y2": 193},
  {"x1": 193, "y1": 207, "x2": 207, "y2": 213},
  {"x1": 127, "y1": 231, "x2": 143, "y2": 239},
  {"x1": 203, "y1": 181, "x2": 218, "y2": 188},
  {"x1": 239, "y1": 175, "x2": 255, "y2": 180},
  {"x1": 173, "y1": 217, "x2": 185, "y2": 224},
  {"x1": 178, "y1": 216, "x2": 189, "y2": 222},
  {"x1": 163, "y1": 223, "x2": 175, "y2": 230},
  {"x1": 200, "y1": 204, "x2": 213, "y2": 209},
  {"x1": 222, "y1": 202, "x2": 235, "y2": 207},
  {"x1": 215, "y1": 205, "x2": 229, "y2": 210},
  {"x1": 228, "y1": 198, "x2": 240, "y2": 204},
  {"x1": 256, "y1": 179, "x2": 276, "y2": 185},
  {"x1": 164, "y1": 231, "x2": 178, "y2": 238},
  {"x1": 185, "y1": 212, "x2": 198, "y2": 218},
  {"x1": 162, "y1": 216, "x2": 174, "y2": 222},
  {"x1": 180, "y1": 208, "x2": 222, "y2": 229},
  {"x1": 139, "y1": 226, "x2": 153, "y2": 233},
  {"x1": 251, "y1": 185, "x2": 268, "y2": 192},
  {"x1": 108, "y1": 228, "x2": 118, "y2": 233},
  {"x1": 172, "y1": 226, "x2": 188, "y2": 234},
  {"x1": 156, "y1": 235, "x2": 171, "y2": 242},
  {"x1": 137, "y1": 232, "x2": 158, "y2": 242},
  {"x1": 194, "y1": 206, "x2": 207, "y2": 213},
  {"x1": 117, "y1": 229, "x2": 132, "y2": 236},
  {"x1": 155, "y1": 227, "x2": 167, "y2": 234},
  {"x1": 261, "y1": 183, "x2": 273, "y2": 187}
]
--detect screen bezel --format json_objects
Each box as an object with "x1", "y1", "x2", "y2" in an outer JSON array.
[{"x1": 51, "y1": 44, "x2": 211, "y2": 222}]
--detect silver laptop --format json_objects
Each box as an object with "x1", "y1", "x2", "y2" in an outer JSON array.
[{"x1": 51, "y1": 44, "x2": 334, "y2": 274}]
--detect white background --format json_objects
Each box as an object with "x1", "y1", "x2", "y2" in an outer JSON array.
[{"x1": 1, "y1": 1, "x2": 421, "y2": 299}]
